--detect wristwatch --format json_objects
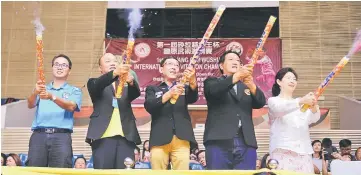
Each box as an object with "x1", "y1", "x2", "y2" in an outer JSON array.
[{"x1": 51, "y1": 95, "x2": 57, "y2": 101}]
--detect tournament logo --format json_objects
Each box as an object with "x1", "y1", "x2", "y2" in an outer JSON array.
[
  {"x1": 62, "y1": 92, "x2": 70, "y2": 99},
  {"x1": 134, "y1": 43, "x2": 151, "y2": 58},
  {"x1": 226, "y1": 41, "x2": 243, "y2": 56},
  {"x1": 244, "y1": 89, "x2": 251, "y2": 96}
]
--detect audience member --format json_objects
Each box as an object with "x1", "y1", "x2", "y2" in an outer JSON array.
[
  {"x1": 2, "y1": 138, "x2": 359, "y2": 172},
  {"x1": 1, "y1": 153, "x2": 7, "y2": 166},
  {"x1": 333, "y1": 139, "x2": 356, "y2": 161},
  {"x1": 322, "y1": 138, "x2": 338, "y2": 154},
  {"x1": 327, "y1": 139, "x2": 356, "y2": 172},
  {"x1": 196, "y1": 150, "x2": 206, "y2": 168},
  {"x1": 355, "y1": 147, "x2": 361, "y2": 161},
  {"x1": 6, "y1": 153, "x2": 22, "y2": 166},
  {"x1": 142, "y1": 140, "x2": 150, "y2": 162},
  {"x1": 256, "y1": 159, "x2": 261, "y2": 170},
  {"x1": 321, "y1": 150, "x2": 328, "y2": 175},
  {"x1": 74, "y1": 157, "x2": 87, "y2": 169},
  {"x1": 189, "y1": 150, "x2": 206, "y2": 170},
  {"x1": 312, "y1": 140, "x2": 323, "y2": 174},
  {"x1": 260, "y1": 153, "x2": 270, "y2": 169},
  {"x1": 190, "y1": 148, "x2": 199, "y2": 163},
  {"x1": 134, "y1": 147, "x2": 151, "y2": 169},
  {"x1": 134, "y1": 147, "x2": 141, "y2": 162}
]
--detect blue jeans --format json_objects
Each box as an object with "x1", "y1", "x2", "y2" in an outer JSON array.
[
  {"x1": 205, "y1": 132, "x2": 257, "y2": 170},
  {"x1": 26, "y1": 132, "x2": 73, "y2": 168}
]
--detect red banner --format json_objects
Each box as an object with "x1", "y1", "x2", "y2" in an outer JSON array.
[{"x1": 105, "y1": 38, "x2": 282, "y2": 105}]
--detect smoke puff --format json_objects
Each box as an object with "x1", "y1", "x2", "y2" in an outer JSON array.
[
  {"x1": 32, "y1": 17, "x2": 45, "y2": 36},
  {"x1": 127, "y1": 8, "x2": 142, "y2": 40},
  {"x1": 348, "y1": 29, "x2": 361, "y2": 57}
]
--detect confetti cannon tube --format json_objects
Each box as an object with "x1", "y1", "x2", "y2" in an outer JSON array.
[
  {"x1": 300, "y1": 56, "x2": 350, "y2": 112},
  {"x1": 249, "y1": 15, "x2": 277, "y2": 68},
  {"x1": 36, "y1": 35, "x2": 45, "y2": 83},
  {"x1": 116, "y1": 39, "x2": 135, "y2": 98},
  {"x1": 300, "y1": 29, "x2": 361, "y2": 112},
  {"x1": 170, "y1": 5, "x2": 226, "y2": 104}
]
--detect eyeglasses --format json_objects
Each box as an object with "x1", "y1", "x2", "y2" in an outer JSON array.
[
  {"x1": 53, "y1": 63, "x2": 69, "y2": 69},
  {"x1": 284, "y1": 76, "x2": 297, "y2": 81}
]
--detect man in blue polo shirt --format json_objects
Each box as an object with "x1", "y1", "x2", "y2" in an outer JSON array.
[{"x1": 26, "y1": 54, "x2": 82, "y2": 168}]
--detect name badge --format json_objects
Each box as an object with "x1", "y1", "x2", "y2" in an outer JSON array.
[
  {"x1": 62, "y1": 92, "x2": 70, "y2": 99},
  {"x1": 155, "y1": 91, "x2": 163, "y2": 98},
  {"x1": 112, "y1": 98, "x2": 118, "y2": 108},
  {"x1": 244, "y1": 89, "x2": 251, "y2": 95}
]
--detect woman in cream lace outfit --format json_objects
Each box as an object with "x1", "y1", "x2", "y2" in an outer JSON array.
[{"x1": 268, "y1": 67, "x2": 320, "y2": 173}]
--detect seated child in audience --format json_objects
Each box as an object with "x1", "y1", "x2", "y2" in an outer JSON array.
[
  {"x1": 189, "y1": 150, "x2": 206, "y2": 170},
  {"x1": 74, "y1": 157, "x2": 87, "y2": 169},
  {"x1": 197, "y1": 150, "x2": 206, "y2": 168}
]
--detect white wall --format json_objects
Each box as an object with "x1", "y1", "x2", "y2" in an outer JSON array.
[{"x1": 2, "y1": 100, "x2": 36, "y2": 128}]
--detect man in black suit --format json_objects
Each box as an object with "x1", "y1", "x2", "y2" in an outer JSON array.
[
  {"x1": 203, "y1": 50, "x2": 266, "y2": 170},
  {"x1": 86, "y1": 53, "x2": 141, "y2": 169},
  {"x1": 144, "y1": 56, "x2": 198, "y2": 170}
]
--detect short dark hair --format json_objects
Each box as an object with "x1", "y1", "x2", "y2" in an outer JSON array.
[
  {"x1": 339, "y1": 139, "x2": 352, "y2": 148},
  {"x1": 135, "y1": 146, "x2": 140, "y2": 153},
  {"x1": 312, "y1": 140, "x2": 323, "y2": 159},
  {"x1": 196, "y1": 150, "x2": 205, "y2": 160},
  {"x1": 312, "y1": 139, "x2": 322, "y2": 147},
  {"x1": 74, "y1": 156, "x2": 87, "y2": 167},
  {"x1": 272, "y1": 67, "x2": 298, "y2": 96},
  {"x1": 1, "y1": 153, "x2": 7, "y2": 166},
  {"x1": 260, "y1": 153, "x2": 270, "y2": 169},
  {"x1": 191, "y1": 147, "x2": 199, "y2": 155},
  {"x1": 322, "y1": 138, "x2": 333, "y2": 148},
  {"x1": 51, "y1": 54, "x2": 72, "y2": 69},
  {"x1": 218, "y1": 50, "x2": 242, "y2": 74},
  {"x1": 160, "y1": 56, "x2": 180, "y2": 67}
]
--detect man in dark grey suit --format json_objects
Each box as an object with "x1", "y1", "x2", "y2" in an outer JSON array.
[
  {"x1": 203, "y1": 50, "x2": 266, "y2": 170},
  {"x1": 144, "y1": 57, "x2": 198, "y2": 170},
  {"x1": 86, "y1": 53, "x2": 141, "y2": 169}
]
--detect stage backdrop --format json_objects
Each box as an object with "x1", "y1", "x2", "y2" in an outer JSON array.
[
  {"x1": 105, "y1": 38, "x2": 282, "y2": 105},
  {"x1": 74, "y1": 38, "x2": 330, "y2": 129}
]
